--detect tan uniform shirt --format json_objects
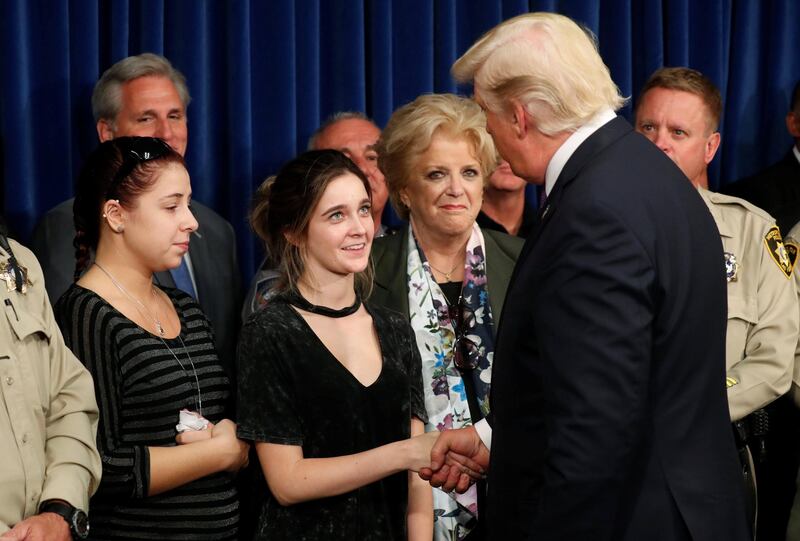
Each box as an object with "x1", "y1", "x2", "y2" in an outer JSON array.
[
  {"x1": 700, "y1": 189, "x2": 798, "y2": 421},
  {"x1": 0, "y1": 239, "x2": 101, "y2": 532},
  {"x1": 783, "y1": 222, "x2": 800, "y2": 407}
]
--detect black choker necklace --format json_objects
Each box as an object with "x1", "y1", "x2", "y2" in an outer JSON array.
[{"x1": 287, "y1": 291, "x2": 361, "y2": 318}]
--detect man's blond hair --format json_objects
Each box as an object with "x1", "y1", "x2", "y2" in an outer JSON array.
[{"x1": 452, "y1": 12, "x2": 625, "y2": 135}]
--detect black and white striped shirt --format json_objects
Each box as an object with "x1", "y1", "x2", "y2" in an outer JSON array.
[{"x1": 55, "y1": 285, "x2": 238, "y2": 540}]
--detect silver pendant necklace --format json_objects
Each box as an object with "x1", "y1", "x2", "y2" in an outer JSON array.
[
  {"x1": 94, "y1": 261, "x2": 165, "y2": 336},
  {"x1": 94, "y1": 261, "x2": 203, "y2": 414}
]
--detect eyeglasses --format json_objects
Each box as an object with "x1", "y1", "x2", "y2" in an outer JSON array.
[
  {"x1": 449, "y1": 303, "x2": 480, "y2": 371},
  {"x1": 106, "y1": 137, "x2": 174, "y2": 199}
]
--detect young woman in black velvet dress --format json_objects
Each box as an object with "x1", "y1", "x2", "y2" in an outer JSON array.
[{"x1": 237, "y1": 150, "x2": 451, "y2": 540}]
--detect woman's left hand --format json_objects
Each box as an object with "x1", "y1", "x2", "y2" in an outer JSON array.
[{"x1": 175, "y1": 423, "x2": 215, "y2": 444}]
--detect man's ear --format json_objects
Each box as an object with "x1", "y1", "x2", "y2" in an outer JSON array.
[
  {"x1": 510, "y1": 100, "x2": 528, "y2": 139},
  {"x1": 786, "y1": 111, "x2": 800, "y2": 139},
  {"x1": 704, "y1": 132, "x2": 721, "y2": 165},
  {"x1": 97, "y1": 119, "x2": 115, "y2": 142}
]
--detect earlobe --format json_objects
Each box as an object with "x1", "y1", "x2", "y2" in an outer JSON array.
[
  {"x1": 511, "y1": 101, "x2": 527, "y2": 138},
  {"x1": 103, "y1": 200, "x2": 125, "y2": 233},
  {"x1": 283, "y1": 230, "x2": 300, "y2": 248},
  {"x1": 97, "y1": 119, "x2": 114, "y2": 142},
  {"x1": 705, "y1": 132, "x2": 721, "y2": 164},
  {"x1": 399, "y1": 189, "x2": 411, "y2": 209},
  {"x1": 787, "y1": 112, "x2": 800, "y2": 138}
]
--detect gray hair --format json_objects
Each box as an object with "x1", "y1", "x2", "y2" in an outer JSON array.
[
  {"x1": 307, "y1": 111, "x2": 373, "y2": 150},
  {"x1": 91, "y1": 53, "x2": 191, "y2": 123}
]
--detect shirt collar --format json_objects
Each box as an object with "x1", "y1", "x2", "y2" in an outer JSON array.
[
  {"x1": 544, "y1": 108, "x2": 618, "y2": 196},
  {"x1": 793, "y1": 145, "x2": 800, "y2": 165}
]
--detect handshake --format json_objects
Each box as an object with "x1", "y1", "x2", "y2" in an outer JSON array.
[{"x1": 412, "y1": 426, "x2": 491, "y2": 493}]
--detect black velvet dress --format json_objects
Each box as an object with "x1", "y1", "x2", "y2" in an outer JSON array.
[{"x1": 236, "y1": 295, "x2": 427, "y2": 540}]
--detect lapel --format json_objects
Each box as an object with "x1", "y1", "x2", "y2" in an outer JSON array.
[
  {"x1": 517, "y1": 116, "x2": 632, "y2": 264},
  {"x1": 186, "y1": 229, "x2": 210, "y2": 301},
  {"x1": 784, "y1": 149, "x2": 800, "y2": 175},
  {"x1": 369, "y1": 227, "x2": 410, "y2": 316},
  {"x1": 153, "y1": 270, "x2": 176, "y2": 288},
  {"x1": 153, "y1": 229, "x2": 207, "y2": 293},
  {"x1": 483, "y1": 231, "x2": 517, "y2": 321}
]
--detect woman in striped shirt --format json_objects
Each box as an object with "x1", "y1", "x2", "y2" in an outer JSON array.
[{"x1": 54, "y1": 136, "x2": 248, "y2": 540}]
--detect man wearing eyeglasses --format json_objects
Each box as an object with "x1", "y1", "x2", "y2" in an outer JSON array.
[{"x1": 31, "y1": 53, "x2": 242, "y2": 380}]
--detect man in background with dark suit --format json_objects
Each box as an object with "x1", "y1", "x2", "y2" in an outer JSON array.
[
  {"x1": 421, "y1": 13, "x2": 750, "y2": 540},
  {"x1": 31, "y1": 53, "x2": 241, "y2": 377},
  {"x1": 724, "y1": 81, "x2": 800, "y2": 236}
]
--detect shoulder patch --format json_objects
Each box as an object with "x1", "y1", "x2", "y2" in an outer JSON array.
[{"x1": 764, "y1": 226, "x2": 793, "y2": 278}]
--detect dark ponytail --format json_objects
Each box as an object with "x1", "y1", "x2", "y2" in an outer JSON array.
[{"x1": 71, "y1": 137, "x2": 184, "y2": 280}]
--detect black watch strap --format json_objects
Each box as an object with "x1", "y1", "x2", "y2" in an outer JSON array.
[{"x1": 39, "y1": 500, "x2": 89, "y2": 539}]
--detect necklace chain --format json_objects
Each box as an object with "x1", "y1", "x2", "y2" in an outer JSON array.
[
  {"x1": 427, "y1": 260, "x2": 461, "y2": 282},
  {"x1": 94, "y1": 261, "x2": 203, "y2": 414},
  {"x1": 94, "y1": 261, "x2": 165, "y2": 336}
]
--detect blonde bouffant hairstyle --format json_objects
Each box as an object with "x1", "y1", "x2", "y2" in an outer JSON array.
[
  {"x1": 376, "y1": 93, "x2": 497, "y2": 221},
  {"x1": 451, "y1": 12, "x2": 626, "y2": 135}
]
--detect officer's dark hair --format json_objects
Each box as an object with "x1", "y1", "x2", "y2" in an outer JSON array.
[{"x1": 72, "y1": 137, "x2": 185, "y2": 280}]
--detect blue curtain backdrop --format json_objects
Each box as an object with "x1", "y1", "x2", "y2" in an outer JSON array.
[{"x1": 2, "y1": 0, "x2": 798, "y2": 282}]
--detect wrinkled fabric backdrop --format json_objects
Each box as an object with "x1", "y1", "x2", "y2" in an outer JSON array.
[{"x1": 2, "y1": 0, "x2": 798, "y2": 281}]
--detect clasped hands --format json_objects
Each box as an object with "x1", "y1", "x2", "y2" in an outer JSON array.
[{"x1": 413, "y1": 426, "x2": 490, "y2": 493}]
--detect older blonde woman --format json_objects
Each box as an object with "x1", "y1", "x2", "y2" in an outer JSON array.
[{"x1": 371, "y1": 93, "x2": 523, "y2": 541}]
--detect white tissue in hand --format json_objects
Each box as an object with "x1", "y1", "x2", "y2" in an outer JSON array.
[{"x1": 176, "y1": 409, "x2": 209, "y2": 432}]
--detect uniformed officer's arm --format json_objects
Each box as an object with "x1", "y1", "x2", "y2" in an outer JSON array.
[
  {"x1": 783, "y1": 231, "x2": 800, "y2": 408},
  {"x1": 24, "y1": 244, "x2": 102, "y2": 512},
  {"x1": 727, "y1": 228, "x2": 798, "y2": 421},
  {"x1": 791, "y1": 274, "x2": 800, "y2": 408}
]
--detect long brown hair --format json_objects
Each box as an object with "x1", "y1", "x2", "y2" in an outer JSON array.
[{"x1": 250, "y1": 149, "x2": 374, "y2": 297}]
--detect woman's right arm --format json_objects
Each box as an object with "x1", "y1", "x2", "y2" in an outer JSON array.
[
  {"x1": 238, "y1": 313, "x2": 438, "y2": 505},
  {"x1": 255, "y1": 431, "x2": 438, "y2": 506},
  {"x1": 54, "y1": 292, "x2": 247, "y2": 499},
  {"x1": 148, "y1": 420, "x2": 248, "y2": 496}
]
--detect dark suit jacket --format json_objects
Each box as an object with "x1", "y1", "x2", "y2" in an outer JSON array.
[
  {"x1": 30, "y1": 198, "x2": 242, "y2": 378},
  {"x1": 369, "y1": 226, "x2": 523, "y2": 328},
  {"x1": 488, "y1": 117, "x2": 749, "y2": 540},
  {"x1": 722, "y1": 148, "x2": 800, "y2": 235}
]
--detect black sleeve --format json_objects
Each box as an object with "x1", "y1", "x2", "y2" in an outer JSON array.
[
  {"x1": 54, "y1": 290, "x2": 151, "y2": 500},
  {"x1": 236, "y1": 311, "x2": 304, "y2": 445}
]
